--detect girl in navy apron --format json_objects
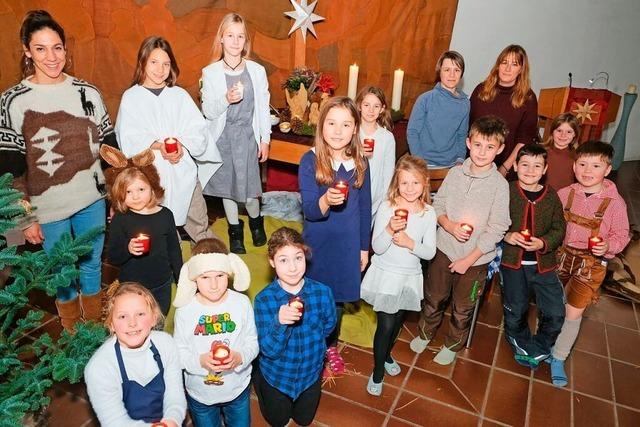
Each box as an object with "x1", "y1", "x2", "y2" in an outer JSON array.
[{"x1": 85, "y1": 282, "x2": 186, "y2": 426}]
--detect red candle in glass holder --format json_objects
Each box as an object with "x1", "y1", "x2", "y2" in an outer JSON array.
[
  {"x1": 211, "y1": 342, "x2": 231, "y2": 363},
  {"x1": 288, "y1": 295, "x2": 305, "y2": 314},
  {"x1": 136, "y1": 234, "x2": 151, "y2": 254},
  {"x1": 460, "y1": 223, "x2": 474, "y2": 235},
  {"x1": 520, "y1": 229, "x2": 532, "y2": 242},
  {"x1": 164, "y1": 137, "x2": 178, "y2": 153},
  {"x1": 363, "y1": 138, "x2": 375, "y2": 152},
  {"x1": 395, "y1": 208, "x2": 409, "y2": 226},
  {"x1": 334, "y1": 181, "x2": 349, "y2": 200},
  {"x1": 588, "y1": 236, "x2": 602, "y2": 252}
]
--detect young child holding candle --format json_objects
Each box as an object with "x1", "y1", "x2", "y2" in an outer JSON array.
[
  {"x1": 298, "y1": 96, "x2": 372, "y2": 376},
  {"x1": 407, "y1": 51, "x2": 470, "y2": 168},
  {"x1": 548, "y1": 141, "x2": 630, "y2": 387},
  {"x1": 199, "y1": 12, "x2": 271, "y2": 254},
  {"x1": 102, "y1": 145, "x2": 182, "y2": 316},
  {"x1": 85, "y1": 282, "x2": 186, "y2": 426},
  {"x1": 116, "y1": 36, "x2": 216, "y2": 244},
  {"x1": 541, "y1": 112, "x2": 580, "y2": 191},
  {"x1": 172, "y1": 238, "x2": 258, "y2": 426},
  {"x1": 355, "y1": 86, "x2": 396, "y2": 221},
  {"x1": 253, "y1": 227, "x2": 336, "y2": 426},
  {"x1": 409, "y1": 115, "x2": 510, "y2": 365},
  {"x1": 361, "y1": 155, "x2": 437, "y2": 395},
  {"x1": 500, "y1": 144, "x2": 566, "y2": 369}
]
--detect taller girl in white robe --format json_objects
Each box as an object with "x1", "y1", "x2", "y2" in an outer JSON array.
[{"x1": 115, "y1": 37, "x2": 220, "y2": 241}]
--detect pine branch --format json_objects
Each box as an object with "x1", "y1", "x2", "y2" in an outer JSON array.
[{"x1": 0, "y1": 176, "x2": 108, "y2": 422}]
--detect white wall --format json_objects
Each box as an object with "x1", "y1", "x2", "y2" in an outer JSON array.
[{"x1": 450, "y1": 0, "x2": 640, "y2": 160}]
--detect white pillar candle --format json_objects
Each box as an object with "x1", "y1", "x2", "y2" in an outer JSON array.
[
  {"x1": 391, "y1": 69, "x2": 404, "y2": 111},
  {"x1": 347, "y1": 63, "x2": 359, "y2": 99}
]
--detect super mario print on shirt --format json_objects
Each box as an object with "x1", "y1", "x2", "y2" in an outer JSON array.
[{"x1": 194, "y1": 312, "x2": 237, "y2": 335}]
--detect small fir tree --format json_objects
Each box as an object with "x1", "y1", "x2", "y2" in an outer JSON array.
[{"x1": 0, "y1": 173, "x2": 107, "y2": 426}]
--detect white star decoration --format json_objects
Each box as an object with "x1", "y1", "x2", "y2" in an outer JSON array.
[{"x1": 284, "y1": 0, "x2": 325, "y2": 42}]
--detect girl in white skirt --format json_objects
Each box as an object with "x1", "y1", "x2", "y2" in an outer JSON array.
[{"x1": 361, "y1": 155, "x2": 437, "y2": 396}]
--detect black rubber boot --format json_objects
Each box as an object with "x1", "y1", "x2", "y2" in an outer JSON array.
[
  {"x1": 248, "y1": 215, "x2": 267, "y2": 247},
  {"x1": 228, "y1": 220, "x2": 246, "y2": 254}
]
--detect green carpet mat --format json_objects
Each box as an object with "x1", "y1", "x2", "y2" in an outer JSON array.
[{"x1": 165, "y1": 215, "x2": 376, "y2": 348}]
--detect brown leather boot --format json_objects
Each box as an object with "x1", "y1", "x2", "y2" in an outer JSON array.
[
  {"x1": 80, "y1": 291, "x2": 104, "y2": 323},
  {"x1": 55, "y1": 298, "x2": 82, "y2": 333}
]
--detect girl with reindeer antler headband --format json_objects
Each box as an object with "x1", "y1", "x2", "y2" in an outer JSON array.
[{"x1": 101, "y1": 145, "x2": 183, "y2": 315}]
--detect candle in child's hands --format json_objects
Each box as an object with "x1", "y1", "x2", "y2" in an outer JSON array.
[
  {"x1": 288, "y1": 295, "x2": 305, "y2": 315},
  {"x1": 588, "y1": 236, "x2": 603, "y2": 252},
  {"x1": 164, "y1": 137, "x2": 178, "y2": 153},
  {"x1": 520, "y1": 229, "x2": 532, "y2": 242},
  {"x1": 363, "y1": 138, "x2": 375, "y2": 152},
  {"x1": 235, "y1": 81, "x2": 244, "y2": 100},
  {"x1": 211, "y1": 342, "x2": 231, "y2": 363},
  {"x1": 460, "y1": 223, "x2": 474, "y2": 235},
  {"x1": 136, "y1": 234, "x2": 151, "y2": 254},
  {"x1": 334, "y1": 180, "x2": 349, "y2": 200},
  {"x1": 395, "y1": 208, "x2": 409, "y2": 230}
]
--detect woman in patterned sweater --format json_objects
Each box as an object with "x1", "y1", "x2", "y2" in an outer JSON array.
[{"x1": 0, "y1": 10, "x2": 117, "y2": 331}]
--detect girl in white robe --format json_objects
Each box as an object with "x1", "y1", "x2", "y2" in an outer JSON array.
[{"x1": 116, "y1": 36, "x2": 220, "y2": 242}]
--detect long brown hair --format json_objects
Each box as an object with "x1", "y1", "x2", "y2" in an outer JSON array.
[
  {"x1": 387, "y1": 154, "x2": 431, "y2": 206},
  {"x1": 478, "y1": 44, "x2": 532, "y2": 109},
  {"x1": 355, "y1": 86, "x2": 393, "y2": 131},
  {"x1": 20, "y1": 10, "x2": 67, "y2": 79},
  {"x1": 211, "y1": 12, "x2": 251, "y2": 62},
  {"x1": 131, "y1": 36, "x2": 180, "y2": 87},
  {"x1": 313, "y1": 96, "x2": 368, "y2": 188},
  {"x1": 542, "y1": 112, "x2": 580, "y2": 151}
]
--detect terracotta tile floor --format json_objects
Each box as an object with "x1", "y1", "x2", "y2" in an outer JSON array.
[{"x1": 17, "y1": 161, "x2": 640, "y2": 426}]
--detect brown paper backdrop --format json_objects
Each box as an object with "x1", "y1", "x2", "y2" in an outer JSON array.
[{"x1": 0, "y1": 0, "x2": 458, "y2": 120}]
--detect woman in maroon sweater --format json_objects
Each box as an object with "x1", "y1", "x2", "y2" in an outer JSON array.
[{"x1": 470, "y1": 44, "x2": 538, "y2": 180}]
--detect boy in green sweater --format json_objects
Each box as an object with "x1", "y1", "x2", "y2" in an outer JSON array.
[{"x1": 501, "y1": 144, "x2": 566, "y2": 369}]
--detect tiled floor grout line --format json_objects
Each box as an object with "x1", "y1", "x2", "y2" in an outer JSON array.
[
  {"x1": 320, "y1": 389, "x2": 391, "y2": 419},
  {"x1": 573, "y1": 346, "x2": 640, "y2": 368},
  {"x1": 523, "y1": 368, "x2": 534, "y2": 427},
  {"x1": 603, "y1": 322, "x2": 618, "y2": 426},
  {"x1": 382, "y1": 350, "x2": 420, "y2": 426},
  {"x1": 478, "y1": 329, "x2": 502, "y2": 424},
  {"x1": 398, "y1": 388, "x2": 484, "y2": 419}
]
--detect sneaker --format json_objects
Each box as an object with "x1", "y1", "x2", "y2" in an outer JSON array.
[
  {"x1": 366, "y1": 375, "x2": 383, "y2": 396},
  {"x1": 384, "y1": 358, "x2": 401, "y2": 376},
  {"x1": 326, "y1": 346, "x2": 346, "y2": 376},
  {"x1": 549, "y1": 357, "x2": 568, "y2": 387},
  {"x1": 514, "y1": 354, "x2": 540, "y2": 370},
  {"x1": 409, "y1": 336, "x2": 430, "y2": 354}
]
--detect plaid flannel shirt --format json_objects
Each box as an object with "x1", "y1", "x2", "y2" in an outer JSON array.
[{"x1": 254, "y1": 277, "x2": 336, "y2": 399}]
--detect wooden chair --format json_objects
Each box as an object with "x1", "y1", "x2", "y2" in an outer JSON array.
[{"x1": 428, "y1": 167, "x2": 450, "y2": 194}]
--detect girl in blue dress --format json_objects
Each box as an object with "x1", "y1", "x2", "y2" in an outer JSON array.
[{"x1": 298, "y1": 96, "x2": 372, "y2": 376}]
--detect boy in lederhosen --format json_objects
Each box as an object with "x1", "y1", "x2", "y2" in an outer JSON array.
[{"x1": 548, "y1": 141, "x2": 630, "y2": 387}]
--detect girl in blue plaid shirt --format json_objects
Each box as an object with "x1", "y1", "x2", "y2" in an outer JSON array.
[{"x1": 253, "y1": 227, "x2": 336, "y2": 427}]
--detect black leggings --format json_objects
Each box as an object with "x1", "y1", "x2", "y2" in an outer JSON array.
[
  {"x1": 253, "y1": 366, "x2": 321, "y2": 427},
  {"x1": 326, "y1": 303, "x2": 345, "y2": 347},
  {"x1": 372, "y1": 310, "x2": 405, "y2": 382}
]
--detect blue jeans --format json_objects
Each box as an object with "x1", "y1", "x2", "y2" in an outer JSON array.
[
  {"x1": 40, "y1": 199, "x2": 106, "y2": 301},
  {"x1": 187, "y1": 385, "x2": 251, "y2": 427}
]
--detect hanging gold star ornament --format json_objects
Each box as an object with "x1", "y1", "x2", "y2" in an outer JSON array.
[
  {"x1": 571, "y1": 99, "x2": 600, "y2": 124},
  {"x1": 285, "y1": 0, "x2": 325, "y2": 42}
]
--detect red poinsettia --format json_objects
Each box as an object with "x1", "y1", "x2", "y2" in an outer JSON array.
[{"x1": 315, "y1": 73, "x2": 336, "y2": 94}]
